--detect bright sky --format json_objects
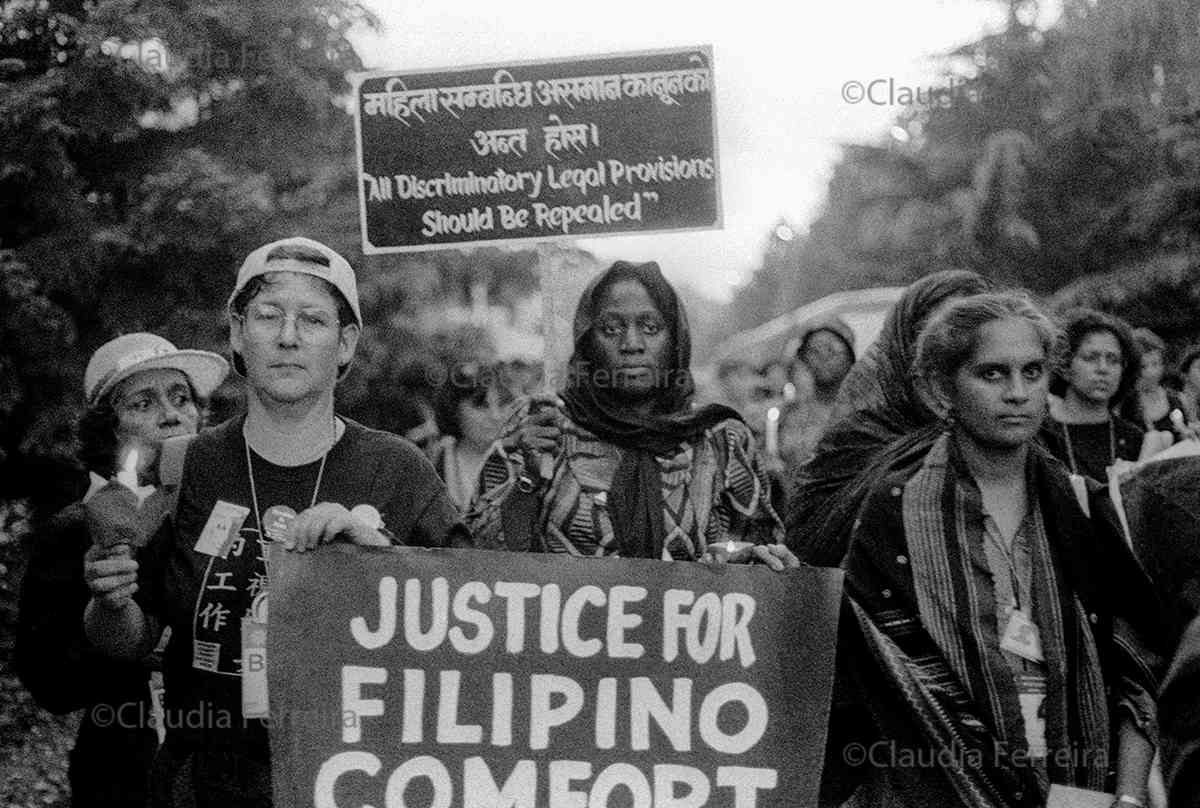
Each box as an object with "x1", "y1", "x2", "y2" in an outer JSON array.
[{"x1": 353, "y1": 0, "x2": 1056, "y2": 301}]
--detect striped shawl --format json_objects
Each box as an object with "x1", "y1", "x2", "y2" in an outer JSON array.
[{"x1": 835, "y1": 432, "x2": 1164, "y2": 807}]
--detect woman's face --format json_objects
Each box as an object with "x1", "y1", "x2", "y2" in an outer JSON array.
[
  {"x1": 591, "y1": 279, "x2": 671, "y2": 400},
  {"x1": 947, "y1": 317, "x2": 1048, "y2": 450},
  {"x1": 112, "y1": 368, "x2": 201, "y2": 446},
  {"x1": 230, "y1": 272, "x2": 357, "y2": 406},
  {"x1": 802, "y1": 330, "x2": 854, "y2": 387},
  {"x1": 1066, "y1": 330, "x2": 1124, "y2": 405},
  {"x1": 1138, "y1": 349, "x2": 1164, "y2": 392},
  {"x1": 457, "y1": 386, "x2": 509, "y2": 451}
]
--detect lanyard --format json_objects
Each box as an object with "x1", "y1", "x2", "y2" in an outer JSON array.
[
  {"x1": 1059, "y1": 418, "x2": 1114, "y2": 476},
  {"x1": 243, "y1": 436, "x2": 329, "y2": 571}
]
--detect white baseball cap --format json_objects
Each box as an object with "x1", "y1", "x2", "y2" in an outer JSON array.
[
  {"x1": 227, "y1": 236, "x2": 362, "y2": 327},
  {"x1": 85, "y1": 333, "x2": 230, "y2": 406}
]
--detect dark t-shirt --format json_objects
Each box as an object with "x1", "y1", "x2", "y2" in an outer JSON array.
[
  {"x1": 136, "y1": 416, "x2": 468, "y2": 760},
  {"x1": 1039, "y1": 416, "x2": 1143, "y2": 484}
]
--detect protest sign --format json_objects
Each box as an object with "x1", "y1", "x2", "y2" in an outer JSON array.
[
  {"x1": 353, "y1": 46, "x2": 720, "y2": 252},
  {"x1": 268, "y1": 546, "x2": 842, "y2": 807}
]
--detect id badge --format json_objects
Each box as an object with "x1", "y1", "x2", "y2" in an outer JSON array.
[
  {"x1": 241, "y1": 592, "x2": 269, "y2": 719},
  {"x1": 147, "y1": 671, "x2": 166, "y2": 745},
  {"x1": 1000, "y1": 609, "x2": 1045, "y2": 663},
  {"x1": 1068, "y1": 473, "x2": 1090, "y2": 517},
  {"x1": 194, "y1": 501, "x2": 250, "y2": 558}
]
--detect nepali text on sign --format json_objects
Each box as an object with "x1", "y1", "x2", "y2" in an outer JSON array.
[{"x1": 353, "y1": 47, "x2": 721, "y2": 252}]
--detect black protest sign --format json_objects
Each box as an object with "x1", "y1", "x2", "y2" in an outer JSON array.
[
  {"x1": 268, "y1": 546, "x2": 842, "y2": 807},
  {"x1": 353, "y1": 47, "x2": 720, "y2": 252}
]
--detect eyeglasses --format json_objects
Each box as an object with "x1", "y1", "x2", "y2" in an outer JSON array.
[{"x1": 239, "y1": 303, "x2": 339, "y2": 340}]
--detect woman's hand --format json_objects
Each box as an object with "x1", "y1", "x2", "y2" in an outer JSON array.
[
  {"x1": 500, "y1": 393, "x2": 565, "y2": 456},
  {"x1": 84, "y1": 542, "x2": 140, "y2": 609},
  {"x1": 702, "y1": 541, "x2": 756, "y2": 565},
  {"x1": 750, "y1": 543, "x2": 802, "y2": 572},
  {"x1": 702, "y1": 542, "x2": 800, "y2": 573},
  {"x1": 1138, "y1": 429, "x2": 1175, "y2": 461},
  {"x1": 284, "y1": 503, "x2": 388, "y2": 551},
  {"x1": 761, "y1": 453, "x2": 786, "y2": 479}
]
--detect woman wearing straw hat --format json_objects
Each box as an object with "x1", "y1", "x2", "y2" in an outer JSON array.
[{"x1": 17, "y1": 332, "x2": 228, "y2": 808}]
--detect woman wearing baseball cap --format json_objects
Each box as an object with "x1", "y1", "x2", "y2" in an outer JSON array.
[
  {"x1": 81, "y1": 237, "x2": 467, "y2": 807},
  {"x1": 17, "y1": 333, "x2": 227, "y2": 808}
]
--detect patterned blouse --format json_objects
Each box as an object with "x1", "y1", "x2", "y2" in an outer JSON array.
[{"x1": 466, "y1": 401, "x2": 784, "y2": 558}]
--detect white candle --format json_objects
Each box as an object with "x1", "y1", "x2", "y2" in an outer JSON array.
[
  {"x1": 707, "y1": 540, "x2": 755, "y2": 563},
  {"x1": 765, "y1": 406, "x2": 780, "y2": 459},
  {"x1": 116, "y1": 448, "x2": 140, "y2": 491},
  {"x1": 1170, "y1": 408, "x2": 1185, "y2": 432}
]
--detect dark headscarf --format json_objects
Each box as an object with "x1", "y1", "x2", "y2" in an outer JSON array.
[
  {"x1": 561, "y1": 260, "x2": 740, "y2": 558},
  {"x1": 785, "y1": 270, "x2": 993, "y2": 564},
  {"x1": 794, "y1": 314, "x2": 857, "y2": 365}
]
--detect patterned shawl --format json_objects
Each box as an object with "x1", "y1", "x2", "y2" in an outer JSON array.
[{"x1": 838, "y1": 432, "x2": 1165, "y2": 807}]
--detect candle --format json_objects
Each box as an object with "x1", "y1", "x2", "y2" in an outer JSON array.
[
  {"x1": 715, "y1": 542, "x2": 753, "y2": 561},
  {"x1": 765, "y1": 406, "x2": 780, "y2": 459},
  {"x1": 116, "y1": 447, "x2": 140, "y2": 491},
  {"x1": 1170, "y1": 408, "x2": 1186, "y2": 433}
]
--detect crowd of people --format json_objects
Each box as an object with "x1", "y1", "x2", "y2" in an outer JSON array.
[{"x1": 15, "y1": 239, "x2": 1200, "y2": 808}]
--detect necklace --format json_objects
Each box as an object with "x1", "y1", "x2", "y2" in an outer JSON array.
[
  {"x1": 1059, "y1": 417, "x2": 1115, "y2": 476},
  {"x1": 244, "y1": 436, "x2": 329, "y2": 572}
]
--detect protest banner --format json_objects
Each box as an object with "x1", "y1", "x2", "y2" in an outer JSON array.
[
  {"x1": 268, "y1": 545, "x2": 842, "y2": 807},
  {"x1": 353, "y1": 46, "x2": 721, "y2": 253}
]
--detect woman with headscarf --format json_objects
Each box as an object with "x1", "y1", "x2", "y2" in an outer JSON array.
[
  {"x1": 466, "y1": 260, "x2": 787, "y2": 563},
  {"x1": 834, "y1": 291, "x2": 1165, "y2": 807},
  {"x1": 777, "y1": 314, "x2": 857, "y2": 469},
  {"x1": 786, "y1": 269, "x2": 993, "y2": 565}
]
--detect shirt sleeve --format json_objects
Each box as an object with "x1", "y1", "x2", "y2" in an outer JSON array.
[
  {"x1": 17, "y1": 506, "x2": 154, "y2": 712},
  {"x1": 376, "y1": 436, "x2": 472, "y2": 549},
  {"x1": 706, "y1": 420, "x2": 785, "y2": 546},
  {"x1": 408, "y1": 488, "x2": 472, "y2": 549},
  {"x1": 15, "y1": 507, "x2": 95, "y2": 712}
]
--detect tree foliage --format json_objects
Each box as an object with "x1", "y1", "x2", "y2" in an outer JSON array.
[
  {"x1": 728, "y1": 0, "x2": 1200, "y2": 346},
  {"x1": 0, "y1": 0, "x2": 379, "y2": 509}
]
